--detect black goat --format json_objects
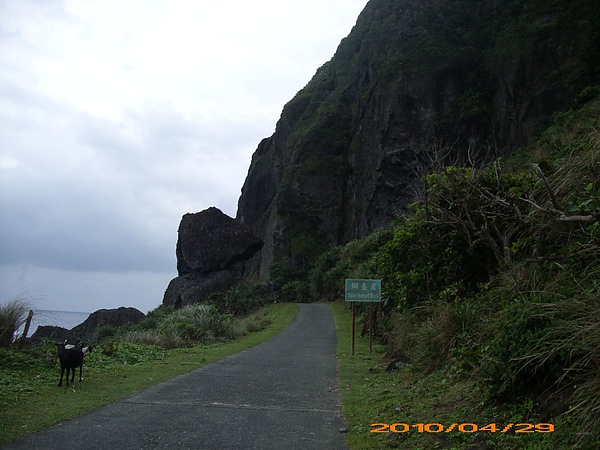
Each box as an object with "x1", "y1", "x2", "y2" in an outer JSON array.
[{"x1": 56, "y1": 342, "x2": 91, "y2": 387}]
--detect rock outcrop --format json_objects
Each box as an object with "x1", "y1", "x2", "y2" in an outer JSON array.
[
  {"x1": 30, "y1": 307, "x2": 145, "y2": 342},
  {"x1": 71, "y1": 307, "x2": 145, "y2": 340},
  {"x1": 163, "y1": 207, "x2": 263, "y2": 308},
  {"x1": 29, "y1": 326, "x2": 75, "y2": 344}
]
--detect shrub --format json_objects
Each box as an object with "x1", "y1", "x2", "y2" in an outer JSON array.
[
  {"x1": 157, "y1": 304, "x2": 237, "y2": 345},
  {"x1": 211, "y1": 282, "x2": 271, "y2": 315},
  {"x1": 308, "y1": 230, "x2": 393, "y2": 302},
  {"x1": 514, "y1": 268, "x2": 600, "y2": 444},
  {"x1": 137, "y1": 316, "x2": 159, "y2": 331},
  {"x1": 281, "y1": 280, "x2": 310, "y2": 303},
  {"x1": 94, "y1": 325, "x2": 118, "y2": 343},
  {"x1": 546, "y1": 285, "x2": 600, "y2": 446},
  {"x1": 385, "y1": 295, "x2": 483, "y2": 374},
  {"x1": 159, "y1": 332, "x2": 187, "y2": 350}
]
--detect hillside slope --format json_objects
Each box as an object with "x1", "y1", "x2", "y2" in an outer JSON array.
[{"x1": 236, "y1": 0, "x2": 600, "y2": 285}]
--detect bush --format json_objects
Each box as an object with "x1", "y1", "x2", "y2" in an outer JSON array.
[
  {"x1": 309, "y1": 230, "x2": 393, "y2": 302},
  {"x1": 157, "y1": 304, "x2": 237, "y2": 346},
  {"x1": 385, "y1": 295, "x2": 483, "y2": 374},
  {"x1": 94, "y1": 325, "x2": 118, "y2": 343},
  {"x1": 122, "y1": 297, "x2": 277, "y2": 349},
  {"x1": 236, "y1": 308, "x2": 273, "y2": 335},
  {"x1": 281, "y1": 280, "x2": 310, "y2": 303},
  {"x1": 121, "y1": 330, "x2": 161, "y2": 346},
  {"x1": 538, "y1": 281, "x2": 600, "y2": 444},
  {"x1": 480, "y1": 263, "x2": 600, "y2": 444},
  {"x1": 211, "y1": 282, "x2": 271, "y2": 315}
]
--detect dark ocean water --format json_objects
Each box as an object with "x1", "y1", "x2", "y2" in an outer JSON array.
[{"x1": 18, "y1": 310, "x2": 91, "y2": 337}]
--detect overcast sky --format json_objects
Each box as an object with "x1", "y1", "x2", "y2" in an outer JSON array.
[{"x1": 0, "y1": 0, "x2": 368, "y2": 315}]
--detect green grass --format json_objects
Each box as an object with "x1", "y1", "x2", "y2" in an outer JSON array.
[
  {"x1": 0, "y1": 302, "x2": 297, "y2": 445},
  {"x1": 331, "y1": 302, "x2": 571, "y2": 450}
]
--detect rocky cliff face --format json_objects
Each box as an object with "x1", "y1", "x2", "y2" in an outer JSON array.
[
  {"x1": 163, "y1": 207, "x2": 263, "y2": 308},
  {"x1": 237, "y1": 0, "x2": 600, "y2": 283}
]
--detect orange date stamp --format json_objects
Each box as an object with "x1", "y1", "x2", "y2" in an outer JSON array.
[{"x1": 370, "y1": 423, "x2": 555, "y2": 433}]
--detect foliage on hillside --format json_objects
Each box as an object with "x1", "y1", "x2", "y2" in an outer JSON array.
[{"x1": 309, "y1": 94, "x2": 600, "y2": 447}]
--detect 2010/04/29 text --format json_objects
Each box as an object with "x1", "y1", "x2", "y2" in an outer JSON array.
[{"x1": 370, "y1": 423, "x2": 555, "y2": 433}]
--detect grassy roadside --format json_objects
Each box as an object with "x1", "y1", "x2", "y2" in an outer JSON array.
[
  {"x1": 330, "y1": 302, "x2": 567, "y2": 450},
  {"x1": 0, "y1": 302, "x2": 297, "y2": 446}
]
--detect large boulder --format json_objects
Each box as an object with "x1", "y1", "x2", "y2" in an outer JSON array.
[
  {"x1": 163, "y1": 207, "x2": 263, "y2": 308},
  {"x1": 163, "y1": 271, "x2": 236, "y2": 308},
  {"x1": 29, "y1": 326, "x2": 76, "y2": 344},
  {"x1": 177, "y1": 207, "x2": 263, "y2": 275},
  {"x1": 71, "y1": 307, "x2": 145, "y2": 340}
]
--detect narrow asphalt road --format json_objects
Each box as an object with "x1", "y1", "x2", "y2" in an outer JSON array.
[{"x1": 5, "y1": 303, "x2": 348, "y2": 450}]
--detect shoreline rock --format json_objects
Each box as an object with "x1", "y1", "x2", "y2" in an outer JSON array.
[{"x1": 30, "y1": 306, "x2": 145, "y2": 343}]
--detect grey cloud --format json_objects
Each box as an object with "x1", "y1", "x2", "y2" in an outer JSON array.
[
  {"x1": 0, "y1": 86, "x2": 265, "y2": 274},
  {"x1": 1, "y1": 99, "x2": 268, "y2": 282},
  {"x1": 0, "y1": 264, "x2": 174, "y2": 313}
]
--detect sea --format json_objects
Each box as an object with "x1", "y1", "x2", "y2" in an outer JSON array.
[{"x1": 17, "y1": 310, "x2": 91, "y2": 338}]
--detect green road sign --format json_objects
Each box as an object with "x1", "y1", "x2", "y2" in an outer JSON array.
[{"x1": 345, "y1": 279, "x2": 381, "y2": 302}]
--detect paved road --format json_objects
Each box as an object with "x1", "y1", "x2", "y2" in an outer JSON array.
[{"x1": 5, "y1": 304, "x2": 348, "y2": 450}]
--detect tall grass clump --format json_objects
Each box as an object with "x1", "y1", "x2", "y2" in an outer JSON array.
[
  {"x1": 539, "y1": 269, "x2": 600, "y2": 446},
  {"x1": 159, "y1": 304, "x2": 236, "y2": 344},
  {"x1": 384, "y1": 294, "x2": 483, "y2": 375},
  {"x1": 122, "y1": 304, "x2": 246, "y2": 349},
  {"x1": 489, "y1": 265, "x2": 600, "y2": 446},
  {"x1": 127, "y1": 303, "x2": 277, "y2": 347},
  {"x1": 99, "y1": 282, "x2": 276, "y2": 350},
  {"x1": 0, "y1": 296, "x2": 32, "y2": 347}
]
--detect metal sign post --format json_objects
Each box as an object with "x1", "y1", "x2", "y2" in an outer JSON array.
[{"x1": 345, "y1": 279, "x2": 381, "y2": 354}]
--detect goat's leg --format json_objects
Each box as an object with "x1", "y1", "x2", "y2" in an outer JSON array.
[
  {"x1": 78, "y1": 364, "x2": 83, "y2": 382},
  {"x1": 58, "y1": 366, "x2": 65, "y2": 386},
  {"x1": 69, "y1": 367, "x2": 75, "y2": 385}
]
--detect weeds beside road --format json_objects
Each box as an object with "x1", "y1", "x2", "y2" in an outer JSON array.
[{"x1": 330, "y1": 302, "x2": 577, "y2": 450}]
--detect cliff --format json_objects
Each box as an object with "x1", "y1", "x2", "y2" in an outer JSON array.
[{"x1": 236, "y1": 0, "x2": 600, "y2": 283}]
